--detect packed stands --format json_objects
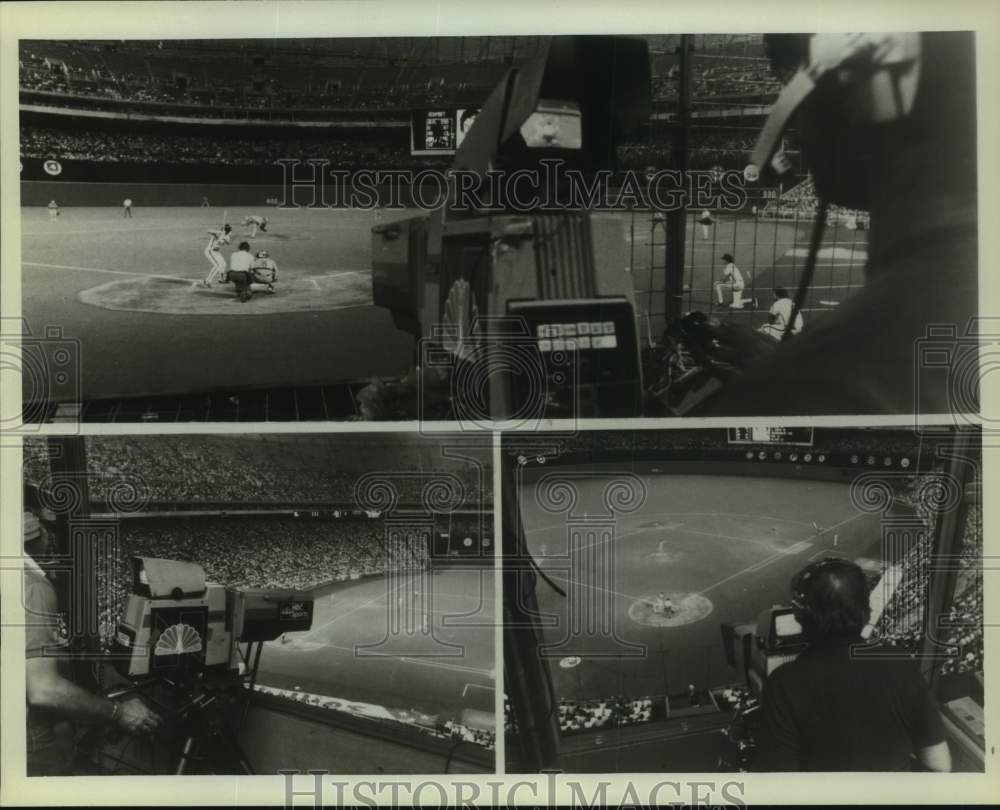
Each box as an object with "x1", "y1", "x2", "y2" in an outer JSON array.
[
  {"x1": 20, "y1": 36, "x2": 786, "y2": 175},
  {"x1": 871, "y1": 472, "x2": 982, "y2": 679},
  {"x1": 20, "y1": 39, "x2": 517, "y2": 116},
  {"x1": 557, "y1": 696, "x2": 656, "y2": 733},
  {"x1": 24, "y1": 436, "x2": 492, "y2": 507},
  {"x1": 20, "y1": 125, "x2": 419, "y2": 169}
]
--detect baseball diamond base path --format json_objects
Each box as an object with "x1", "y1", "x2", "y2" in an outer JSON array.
[
  {"x1": 628, "y1": 592, "x2": 714, "y2": 627},
  {"x1": 521, "y1": 471, "x2": 912, "y2": 703}
]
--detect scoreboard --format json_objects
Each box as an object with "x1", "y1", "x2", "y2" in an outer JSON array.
[
  {"x1": 727, "y1": 427, "x2": 814, "y2": 446},
  {"x1": 410, "y1": 108, "x2": 479, "y2": 156}
]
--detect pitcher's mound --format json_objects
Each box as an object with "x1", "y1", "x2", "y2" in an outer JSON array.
[
  {"x1": 628, "y1": 592, "x2": 713, "y2": 627},
  {"x1": 79, "y1": 271, "x2": 371, "y2": 316}
]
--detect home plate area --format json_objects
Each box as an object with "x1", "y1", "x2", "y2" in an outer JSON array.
[
  {"x1": 78, "y1": 270, "x2": 371, "y2": 316},
  {"x1": 628, "y1": 592, "x2": 714, "y2": 627}
]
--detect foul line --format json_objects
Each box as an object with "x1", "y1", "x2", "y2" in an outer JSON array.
[
  {"x1": 462, "y1": 682, "x2": 495, "y2": 697},
  {"x1": 306, "y1": 638, "x2": 492, "y2": 677},
  {"x1": 23, "y1": 261, "x2": 190, "y2": 284},
  {"x1": 696, "y1": 509, "x2": 870, "y2": 596},
  {"x1": 21, "y1": 224, "x2": 199, "y2": 237}
]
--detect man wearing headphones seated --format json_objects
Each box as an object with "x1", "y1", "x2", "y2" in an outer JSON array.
[
  {"x1": 713, "y1": 32, "x2": 977, "y2": 416},
  {"x1": 756, "y1": 558, "x2": 951, "y2": 772}
]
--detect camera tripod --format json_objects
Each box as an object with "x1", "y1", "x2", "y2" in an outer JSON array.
[
  {"x1": 172, "y1": 687, "x2": 255, "y2": 775},
  {"x1": 103, "y1": 659, "x2": 261, "y2": 775}
]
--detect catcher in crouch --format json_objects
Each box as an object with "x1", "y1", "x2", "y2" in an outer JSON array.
[{"x1": 250, "y1": 249, "x2": 277, "y2": 294}]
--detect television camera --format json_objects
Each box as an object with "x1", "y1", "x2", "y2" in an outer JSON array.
[
  {"x1": 720, "y1": 605, "x2": 807, "y2": 700},
  {"x1": 371, "y1": 36, "x2": 652, "y2": 421},
  {"x1": 97, "y1": 557, "x2": 314, "y2": 774}
]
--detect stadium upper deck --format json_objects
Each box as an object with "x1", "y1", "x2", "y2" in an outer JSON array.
[{"x1": 19, "y1": 36, "x2": 781, "y2": 119}]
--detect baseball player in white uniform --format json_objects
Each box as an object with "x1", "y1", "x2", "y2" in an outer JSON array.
[
  {"x1": 768, "y1": 287, "x2": 804, "y2": 335},
  {"x1": 715, "y1": 253, "x2": 747, "y2": 308},
  {"x1": 242, "y1": 215, "x2": 269, "y2": 238},
  {"x1": 202, "y1": 224, "x2": 232, "y2": 287},
  {"x1": 699, "y1": 208, "x2": 714, "y2": 240}
]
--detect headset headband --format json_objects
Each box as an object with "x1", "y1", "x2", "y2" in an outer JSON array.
[
  {"x1": 790, "y1": 557, "x2": 852, "y2": 611},
  {"x1": 748, "y1": 33, "x2": 922, "y2": 181}
]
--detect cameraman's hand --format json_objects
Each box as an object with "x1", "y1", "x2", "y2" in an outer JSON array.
[{"x1": 115, "y1": 696, "x2": 164, "y2": 736}]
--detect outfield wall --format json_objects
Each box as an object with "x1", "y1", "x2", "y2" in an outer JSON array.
[
  {"x1": 22, "y1": 179, "x2": 290, "y2": 207},
  {"x1": 517, "y1": 454, "x2": 926, "y2": 487}
]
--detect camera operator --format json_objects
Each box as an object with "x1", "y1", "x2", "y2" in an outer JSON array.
[
  {"x1": 713, "y1": 32, "x2": 977, "y2": 415},
  {"x1": 24, "y1": 509, "x2": 164, "y2": 776},
  {"x1": 756, "y1": 558, "x2": 951, "y2": 772}
]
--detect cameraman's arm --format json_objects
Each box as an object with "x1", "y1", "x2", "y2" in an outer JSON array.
[
  {"x1": 26, "y1": 656, "x2": 164, "y2": 735},
  {"x1": 26, "y1": 655, "x2": 117, "y2": 724}
]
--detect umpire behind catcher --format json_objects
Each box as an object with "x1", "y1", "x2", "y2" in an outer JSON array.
[{"x1": 756, "y1": 558, "x2": 951, "y2": 772}]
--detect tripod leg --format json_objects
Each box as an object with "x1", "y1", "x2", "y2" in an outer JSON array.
[
  {"x1": 218, "y1": 724, "x2": 255, "y2": 774},
  {"x1": 175, "y1": 736, "x2": 197, "y2": 775}
]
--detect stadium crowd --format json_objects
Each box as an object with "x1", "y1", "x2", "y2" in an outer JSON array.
[
  {"x1": 557, "y1": 696, "x2": 655, "y2": 733},
  {"x1": 872, "y1": 475, "x2": 982, "y2": 679},
  {"x1": 436, "y1": 718, "x2": 496, "y2": 749},
  {"x1": 20, "y1": 125, "x2": 421, "y2": 169},
  {"x1": 20, "y1": 41, "x2": 505, "y2": 115},
  {"x1": 24, "y1": 436, "x2": 491, "y2": 507}
]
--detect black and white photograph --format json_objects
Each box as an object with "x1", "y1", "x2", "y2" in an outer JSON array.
[
  {"x1": 502, "y1": 427, "x2": 983, "y2": 773},
  {"x1": 14, "y1": 30, "x2": 979, "y2": 422},
  {"x1": 20, "y1": 432, "x2": 495, "y2": 775},
  {"x1": 1, "y1": 2, "x2": 996, "y2": 807}
]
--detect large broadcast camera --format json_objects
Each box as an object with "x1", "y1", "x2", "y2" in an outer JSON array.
[
  {"x1": 98, "y1": 557, "x2": 314, "y2": 774},
  {"x1": 113, "y1": 556, "x2": 314, "y2": 678},
  {"x1": 372, "y1": 36, "x2": 652, "y2": 421}
]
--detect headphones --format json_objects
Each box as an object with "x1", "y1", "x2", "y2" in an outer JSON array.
[
  {"x1": 790, "y1": 557, "x2": 854, "y2": 615},
  {"x1": 748, "y1": 33, "x2": 922, "y2": 209}
]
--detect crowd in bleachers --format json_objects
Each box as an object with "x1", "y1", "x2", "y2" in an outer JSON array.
[
  {"x1": 760, "y1": 176, "x2": 870, "y2": 227},
  {"x1": 557, "y1": 696, "x2": 655, "y2": 733},
  {"x1": 22, "y1": 38, "x2": 781, "y2": 119},
  {"x1": 21, "y1": 119, "x2": 765, "y2": 175},
  {"x1": 436, "y1": 718, "x2": 495, "y2": 749},
  {"x1": 20, "y1": 125, "x2": 421, "y2": 169},
  {"x1": 872, "y1": 475, "x2": 982, "y2": 679},
  {"x1": 617, "y1": 130, "x2": 760, "y2": 172},
  {"x1": 21, "y1": 121, "x2": 769, "y2": 175},
  {"x1": 24, "y1": 436, "x2": 491, "y2": 507},
  {"x1": 20, "y1": 41, "x2": 507, "y2": 116},
  {"x1": 19, "y1": 37, "x2": 793, "y2": 175},
  {"x1": 650, "y1": 53, "x2": 781, "y2": 104}
]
